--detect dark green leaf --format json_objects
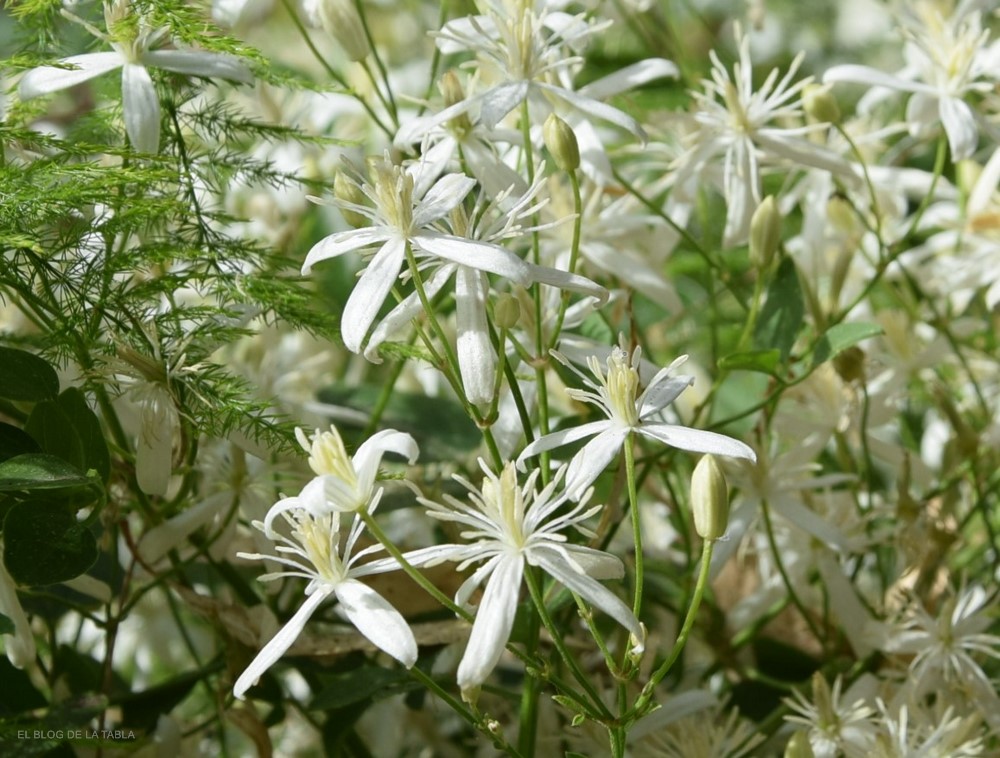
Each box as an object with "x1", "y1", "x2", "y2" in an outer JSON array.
[
  {"x1": 0, "y1": 454, "x2": 90, "y2": 491},
  {"x1": 0, "y1": 423, "x2": 41, "y2": 463},
  {"x1": 753, "y1": 257, "x2": 804, "y2": 363},
  {"x1": 3, "y1": 501, "x2": 99, "y2": 585},
  {"x1": 0, "y1": 347, "x2": 59, "y2": 402},
  {"x1": 811, "y1": 321, "x2": 884, "y2": 368},
  {"x1": 117, "y1": 667, "x2": 208, "y2": 731},
  {"x1": 0, "y1": 612, "x2": 13, "y2": 636},
  {"x1": 718, "y1": 349, "x2": 781, "y2": 375},
  {"x1": 0, "y1": 656, "x2": 47, "y2": 716},
  {"x1": 24, "y1": 401, "x2": 85, "y2": 473},
  {"x1": 56, "y1": 389, "x2": 111, "y2": 483},
  {"x1": 578, "y1": 312, "x2": 614, "y2": 345},
  {"x1": 311, "y1": 666, "x2": 415, "y2": 710}
]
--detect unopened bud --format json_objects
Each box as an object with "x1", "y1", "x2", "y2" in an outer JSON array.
[
  {"x1": 784, "y1": 730, "x2": 815, "y2": 758},
  {"x1": 749, "y1": 196, "x2": 781, "y2": 270},
  {"x1": 802, "y1": 84, "x2": 840, "y2": 124},
  {"x1": 493, "y1": 293, "x2": 521, "y2": 330},
  {"x1": 691, "y1": 454, "x2": 729, "y2": 541},
  {"x1": 543, "y1": 113, "x2": 579, "y2": 172},
  {"x1": 833, "y1": 345, "x2": 865, "y2": 383},
  {"x1": 334, "y1": 172, "x2": 369, "y2": 228},
  {"x1": 439, "y1": 72, "x2": 473, "y2": 136},
  {"x1": 318, "y1": 0, "x2": 370, "y2": 61}
]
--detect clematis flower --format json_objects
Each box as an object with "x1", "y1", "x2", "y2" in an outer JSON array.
[
  {"x1": 517, "y1": 339, "x2": 756, "y2": 499},
  {"x1": 411, "y1": 461, "x2": 642, "y2": 696},
  {"x1": 289, "y1": 425, "x2": 419, "y2": 516},
  {"x1": 233, "y1": 507, "x2": 417, "y2": 699},
  {"x1": 19, "y1": 0, "x2": 252, "y2": 153},
  {"x1": 824, "y1": 2, "x2": 1000, "y2": 160}
]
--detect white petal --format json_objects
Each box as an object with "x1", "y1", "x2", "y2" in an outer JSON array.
[
  {"x1": 302, "y1": 228, "x2": 391, "y2": 274},
  {"x1": 525, "y1": 262, "x2": 608, "y2": 304},
  {"x1": 771, "y1": 497, "x2": 848, "y2": 551},
  {"x1": 722, "y1": 138, "x2": 756, "y2": 248},
  {"x1": 579, "y1": 58, "x2": 678, "y2": 100},
  {"x1": 534, "y1": 553, "x2": 642, "y2": 644},
  {"x1": 637, "y1": 424, "x2": 756, "y2": 462},
  {"x1": 341, "y1": 237, "x2": 405, "y2": 353},
  {"x1": 234, "y1": 588, "x2": 331, "y2": 699},
  {"x1": 335, "y1": 579, "x2": 418, "y2": 667},
  {"x1": 638, "y1": 375, "x2": 694, "y2": 419},
  {"x1": 480, "y1": 81, "x2": 530, "y2": 129},
  {"x1": 364, "y1": 264, "x2": 455, "y2": 361},
  {"x1": 139, "y1": 491, "x2": 228, "y2": 564},
  {"x1": 939, "y1": 96, "x2": 978, "y2": 160},
  {"x1": 516, "y1": 420, "x2": 613, "y2": 469},
  {"x1": 565, "y1": 427, "x2": 628, "y2": 499},
  {"x1": 541, "y1": 83, "x2": 646, "y2": 142},
  {"x1": 122, "y1": 63, "x2": 160, "y2": 153},
  {"x1": 822, "y1": 64, "x2": 934, "y2": 95},
  {"x1": 457, "y1": 555, "x2": 523, "y2": 691},
  {"x1": 19, "y1": 53, "x2": 123, "y2": 99},
  {"x1": 412, "y1": 173, "x2": 476, "y2": 228},
  {"x1": 413, "y1": 232, "x2": 531, "y2": 284},
  {"x1": 353, "y1": 429, "x2": 419, "y2": 499},
  {"x1": 0, "y1": 552, "x2": 35, "y2": 668},
  {"x1": 455, "y1": 267, "x2": 494, "y2": 406},
  {"x1": 140, "y1": 50, "x2": 252, "y2": 83},
  {"x1": 558, "y1": 544, "x2": 624, "y2": 581}
]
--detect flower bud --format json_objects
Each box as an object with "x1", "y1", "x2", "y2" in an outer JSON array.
[
  {"x1": 543, "y1": 113, "x2": 580, "y2": 172},
  {"x1": 802, "y1": 84, "x2": 840, "y2": 124},
  {"x1": 493, "y1": 293, "x2": 521, "y2": 330},
  {"x1": 691, "y1": 454, "x2": 729, "y2": 541},
  {"x1": 749, "y1": 196, "x2": 781, "y2": 270},
  {"x1": 317, "y1": 0, "x2": 370, "y2": 62},
  {"x1": 784, "y1": 730, "x2": 815, "y2": 758},
  {"x1": 334, "y1": 171, "x2": 369, "y2": 229},
  {"x1": 440, "y1": 72, "x2": 473, "y2": 136},
  {"x1": 956, "y1": 159, "x2": 982, "y2": 198},
  {"x1": 833, "y1": 345, "x2": 865, "y2": 383}
]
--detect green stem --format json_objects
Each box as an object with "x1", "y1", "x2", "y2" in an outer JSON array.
[{"x1": 623, "y1": 434, "x2": 643, "y2": 620}]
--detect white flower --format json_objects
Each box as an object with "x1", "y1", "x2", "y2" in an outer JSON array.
[
  {"x1": 871, "y1": 700, "x2": 985, "y2": 758},
  {"x1": 289, "y1": 425, "x2": 419, "y2": 515},
  {"x1": 517, "y1": 339, "x2": 756, "y2": 499},
  {"x1": 303, "y1": 155, "x2": 534, "y2": 354},
  {"x1": 0, "y1": 540, "x2": 35, "y2": 669},
  {"x1": 785, "y1": 673, "x2": 878, "y2": 758},
  {"x1": 824, "y1": 2, "x2": 1000, "y2": 159},
  {"x1": 18, "y1": 0, "x2": 252, "y2": 153},
  {"x1": 410, "y1": 461, "x2": 642, "y2": 694},
  {"x1": 673, "y1": 27, "x2": 854, "y2": 247},
  {"x1": 233, "y1": 507, "x2": 418, "y2": 699}
]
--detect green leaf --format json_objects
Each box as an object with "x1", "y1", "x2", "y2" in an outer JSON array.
[
  {"x1": 56, "y1": 389, "x2": 111, "y2": 483},
  {"x1": 0, "y1": 454, "x2": 90, "y2": 491},
  {"x1": 0, "y1": 422, "x2": 41, "y2": 463},
  {"x1": 0, "y1": 656, "x2": 48, "y2": 716},
  {"x1": 753, "y1": 256, "x2": 804, "y2": 364},
  {"x1": 578, "y1": 312, "x2": 614, "y2": 345},
  {"x1": 3, "y1": 500, "x2": 99, "y2": 585},
  {"x1": 0, "y1": 612, "x2": 14, "y2": 636},
  {"x1": 311, "y1": 666, "x2": 416, "y2": 710},
  {"x1": 0, "y1": 346, "x2": 60, "y2": 402},
  {"x1": 317, "y1": 384, "x2": 480, "y2": 462},
  {"x1": 811, "y1": 321, "x2": 884, "y2": 368},
  {"x1": 116, "y1": 666, "x2": 207, "y2": 731},
  {"x1": 25, "y1": 400, "x2": 85, "y2": 473},
  {"x1": 718, "y1": 349, "x2": 781, "y2": 375}
]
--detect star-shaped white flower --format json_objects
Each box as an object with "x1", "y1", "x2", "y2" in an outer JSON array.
[
  {"x1": 410, "y1": 461, "x2": 642, "y2": 695},
  {"x1": 286, "y1": 425, "x2": 419, "y2": 516},
  {"x1": 517, "y1": 340, "x2": 756, "y2": 499},
  {"x1": 233, "y1": 505, "x2": 417, "y2": 699},
  {"x1": 19, "y1": 0, "x2": 253, "y2": 153},
  {"x1": 303, "y1": 155, "x2": 534, "y2": 354}
]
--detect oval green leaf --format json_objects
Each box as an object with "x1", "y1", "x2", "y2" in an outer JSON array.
[
  {"x1": 0, "y1": 346, "x2": 60, "y2": 402},
  {"x1": 3, "y1": 500, "x2": 99, "y2": 586},
  {"x1": 0, "y1": 454, "x2": 90, "y2": 491}
]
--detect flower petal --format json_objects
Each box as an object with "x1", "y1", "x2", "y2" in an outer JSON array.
[
  {"x1": 353, "y1": 429, "x2": 419, "y2": 500},
  {"x1": 455, "y1": 267, "x2": 494, "y2": 406},
  {"x1": 234, "y1": 587, "x2": 331, "y2": 699},
  {"x1": 121, "y1": 63, "x2": 161, "y2": 153},
  {"x1": 939, "y1": 96, "x2": 978, "y2": 160},
  {"x1": 525, "y1": 262, "x2": 608, "y2": 304},
  {"x1": 534, "y1": 552, "x2": 643, "y2": 645},
  {"x1": 480, "y1": 81, "x2": 530, "y2": 129},
  {"x1": 540, "y1": 83, "x2": 646, "y2": 142},
  {"x1": 412, "y1": 173, "x2": 476, "y2": 228},
  {"x1": 364, "y1": 264, "x2": 456, "y2": 362},
  {"x1": 516, "y1": 420, "x2": 614, "y2": 469},
  {"x1": 413, "y1": 232, "x2": 531, "y2": 283},
  {"x1": 341, "y1": 237, "x2": 406, "y2": 353},
  {"x1": 302, "y1": 228, "x2": 392, "y2": 274},
  {"x1": 19, "y1": 53, "x2": 123, "y2": 99},
  {"x1": 335, "y1": 579, "x2": 418, "y2": 667},
  {"x1": 638, "y1": 375, "x2": 694, "y2": 419},
  {"x1": 822, "y1": 64, "x2": 935, "y2": 95},
  {"x1": 637, "y1": 424, "x2": 756, "y2": 462},
  {"x1": 140, "y1": 50, "x2": 253, "y2": 83},
  {"x1": 457, "y1": 555, "x2": 523, "y2": 691},
  {"x1": 578, "y1": 58, "x2": 678, "y2": 100},
  {"x1": 565, "y1": 427, "x2": 628, "y2": 499}
]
